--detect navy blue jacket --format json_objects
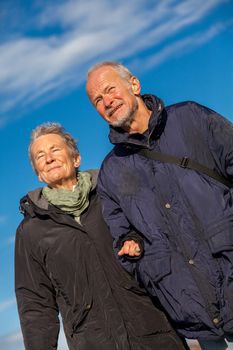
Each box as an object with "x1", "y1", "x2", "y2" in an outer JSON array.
[{"x1": 98, "y1": 94, "x2": 233, "y2": 340}]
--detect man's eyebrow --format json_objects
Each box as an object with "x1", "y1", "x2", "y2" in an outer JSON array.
[{"x1": 93, "y1": 85, "x2": 113, "y2": 103}]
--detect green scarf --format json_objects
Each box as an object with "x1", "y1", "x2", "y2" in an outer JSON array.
[{"x1": 42, "y1": 171, "x2": 92, "y2": 224}]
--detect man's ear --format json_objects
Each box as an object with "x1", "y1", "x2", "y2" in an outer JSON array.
[{"x1": 130, "y1": 76, "x2": 141, "y2": 95}]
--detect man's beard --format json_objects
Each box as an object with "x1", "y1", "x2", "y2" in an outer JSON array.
[{"x1": 110, "y1": 99, "x2": 139, "y2": 129}]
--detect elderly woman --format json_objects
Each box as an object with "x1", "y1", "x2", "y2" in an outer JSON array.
[{"x1": 15, "y1": 123, "x2": 186, "y2": 350}]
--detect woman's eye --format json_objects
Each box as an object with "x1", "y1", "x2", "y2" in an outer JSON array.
[{"x1": 37, "y1": 154, "x2": 45, "y2": 160}]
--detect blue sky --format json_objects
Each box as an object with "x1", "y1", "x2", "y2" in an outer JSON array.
[{"x1": 0, "y1": 0, "x2": 233, "y2": 349}]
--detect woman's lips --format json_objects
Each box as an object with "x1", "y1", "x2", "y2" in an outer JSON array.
[{"x1": 47, "y1": 165, "x2": 61, "y2": 172}]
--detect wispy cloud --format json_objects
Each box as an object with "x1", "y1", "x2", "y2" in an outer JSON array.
[
  {"x1": 0, "y1": 330, "x2": 23, "y2": 350},
  {"x1": 0, "y1": 214, "x2": 15, "y2": 248},
  {"x1": 0, "y1": 318, "x2": 69, "y2": 350},
  {"x1": 132, "y1": 20, "x2": 231, "y2": 72},
  {"x1": 0, "y1": 0, "x2": 230, "y2": 126},
  {"x1": 5, "y1": 235, "x2": 15, "y2": 246},
  {"x1": 0, "y1": 215, "x2": 7, "y2": 224},
  {"x1": 0, "y1": 297, "x2": 16, "y2": 312}
]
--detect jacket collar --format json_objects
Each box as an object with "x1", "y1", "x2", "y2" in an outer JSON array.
[{"x1": 108, "y1": 94, "x2": 165, "y2": 148}]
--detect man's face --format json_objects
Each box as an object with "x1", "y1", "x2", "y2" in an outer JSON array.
[
  {"x1": 86, "y1": 66, "x2": 141, "y2": 129},
  {"x1": 31, "y1": 133, "x2": 80, "y2": 189}
]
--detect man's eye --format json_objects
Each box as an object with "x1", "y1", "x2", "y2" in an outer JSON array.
[
  {"x1": 107, "y1": 87, "x2": 115, "y2": 95},
  {"x1": 52, "y1": 148, "x2": 60, "y2": 152},
  {"x1": 95, "y1": 98, "x2": 101, "y2": 106}
]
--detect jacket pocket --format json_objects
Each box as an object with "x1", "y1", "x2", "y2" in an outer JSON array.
[
  {"x1": 205, "y1": 216, "x2": 233, "y2": 254},
  {"x1": 142, "y1": 255, "x2": 171, "y2": 285},
  {"x1": 68, "y1": 300, "x2": 93, "y2": 337}
]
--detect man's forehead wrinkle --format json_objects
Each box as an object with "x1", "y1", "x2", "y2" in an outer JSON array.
[{"x1": 92, "y1": 82, "x2": 110, "y2": 102}]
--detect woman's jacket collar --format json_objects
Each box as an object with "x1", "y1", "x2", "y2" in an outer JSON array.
[{"x1": 19, "y1": 169, "x2": 99, "y2": 216}]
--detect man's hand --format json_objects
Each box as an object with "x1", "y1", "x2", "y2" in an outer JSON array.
[{"x1": 118, "y1": 240, "x2": 141, "y2": 257}]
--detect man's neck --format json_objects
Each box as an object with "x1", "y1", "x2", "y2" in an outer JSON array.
[{"x1": 127, "y1": 105, "x2": 152, "y2": 134}]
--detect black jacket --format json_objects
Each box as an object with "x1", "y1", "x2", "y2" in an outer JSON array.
[{"x1": 15, "y1": 174, "x2": 185, "y2": 350}]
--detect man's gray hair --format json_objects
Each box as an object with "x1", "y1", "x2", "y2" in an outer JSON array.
[
  {"x1": 87, "y1": 61, "x2": 134, "y2": 82},
  {"x1": 29, "y1": 122, "x2": 79, "y2": 170}
]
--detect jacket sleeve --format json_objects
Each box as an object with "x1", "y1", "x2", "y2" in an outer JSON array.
[
  {"x1": 205, "y1": 105, "x2": 233, "y2": 183},
  {"x1": 97, "y1": 166, "x2": 142, "y2": 274},
  {"x1": 15, "y1": 222, "x2": 60, "y2": 350},
  {"x1": 179, "y1": 101, "x2": 233, "y2": 184}
]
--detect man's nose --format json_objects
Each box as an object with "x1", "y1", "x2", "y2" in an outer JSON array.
[{"x1": 103, "y1": 94, "x2": 113, "y2": 107}]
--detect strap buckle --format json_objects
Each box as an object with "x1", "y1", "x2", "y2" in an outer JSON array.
[{"x1": 180, "y1": 157, "x2": 189, "y2": 168}]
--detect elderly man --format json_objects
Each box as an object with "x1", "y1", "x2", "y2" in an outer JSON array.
[
  {"x1": 86, "y1": 61, "x2": 233, "y2": 350},
  {"x1": 15, "y1": 122, "x2": 185, "y2": 350}
]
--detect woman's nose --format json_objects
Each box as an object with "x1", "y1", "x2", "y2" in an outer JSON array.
[{"x1": 45, "y1": 152, "x2": 54, "y2": 163}]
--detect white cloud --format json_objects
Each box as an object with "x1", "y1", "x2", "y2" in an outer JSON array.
[
  {"x1": 0, "y1": 215, "x2": 7, "y2": 224},
  {"x1": 5, "y1": 235, "x2": 15, "y2": 246},
  {"x1": 0, "y1": 330, "x2": 23, "y2": 350},
  {"x1": 0, "y1": 297, "x2": 16, "y2": 312},
  {"x1": 0, "y1": 314, "x2": 68, "y2": 350},
  {"x1": 0, "y1": 0, "x2": 230, "y2": 126},
  {"x1": 132, "y1": 21, "x2": 229, "y2": 72},
  {"x1": 0, "y1": 234, "x2": 15, "y2": 249}
]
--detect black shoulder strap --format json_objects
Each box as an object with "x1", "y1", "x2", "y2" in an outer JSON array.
[{"x1": 138, "y1": 148, "x2": 232, "y2": 188}]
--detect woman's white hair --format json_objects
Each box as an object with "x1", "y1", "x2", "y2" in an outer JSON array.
[{"x1": 29, "y1": 122, "x2": 79, "y2": 171}]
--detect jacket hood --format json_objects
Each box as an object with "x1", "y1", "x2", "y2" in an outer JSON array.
[
  {"x1": 109, "y1": 94, "x2": 165, "y2": 147},
  {"x1": 19, "y1": 169, "x2": 99, "y2": 217}
]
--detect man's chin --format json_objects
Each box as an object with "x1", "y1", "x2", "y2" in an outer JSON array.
[
  {"x1": 111, "y1": 117, "x2": 133, "y2": 129},
  {"x1": 110, "y1": 120, "x2": 123, "y2": 128}
]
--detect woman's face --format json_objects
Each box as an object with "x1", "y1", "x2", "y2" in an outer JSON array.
[{"x1": 31, "y1": 133, "x2": 80, "y2": 189}]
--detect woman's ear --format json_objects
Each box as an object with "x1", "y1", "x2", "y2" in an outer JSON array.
[{"x1": 74, "y1": 154, "x2": 81, "y2": 168}]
